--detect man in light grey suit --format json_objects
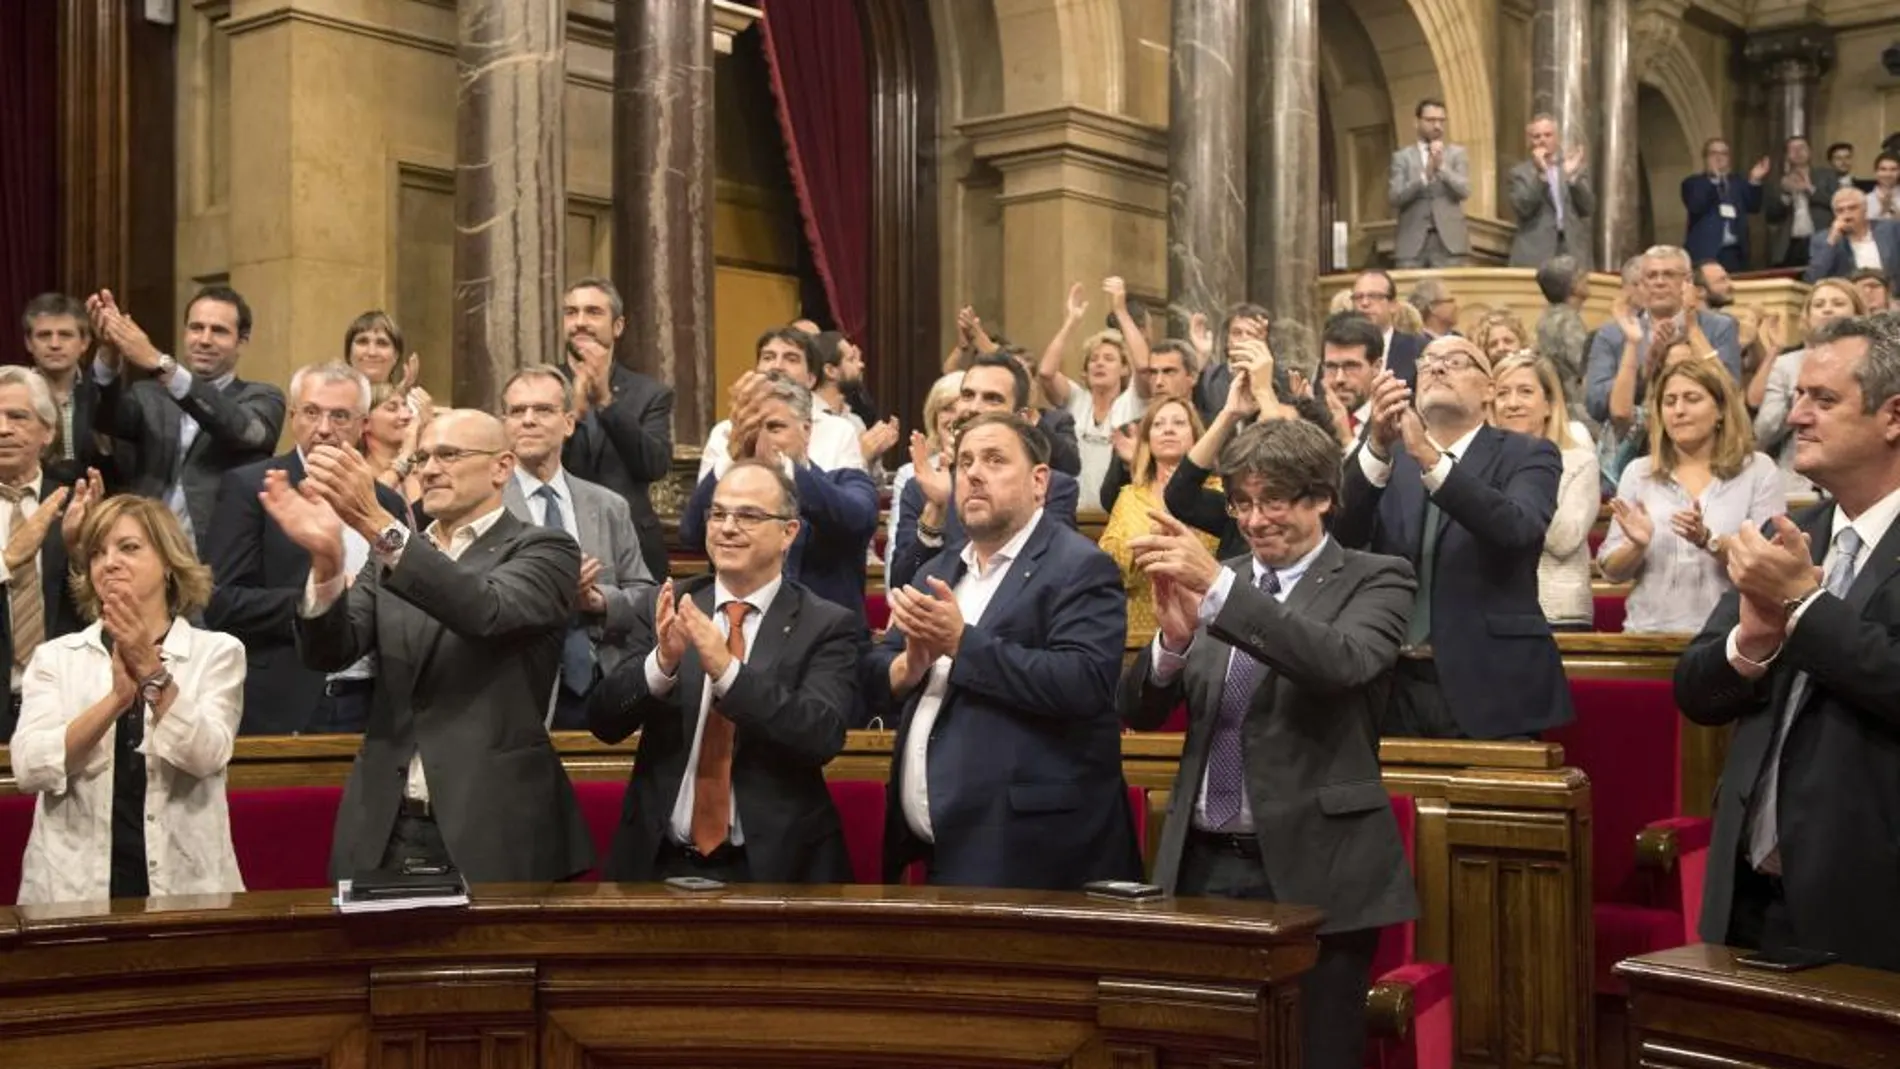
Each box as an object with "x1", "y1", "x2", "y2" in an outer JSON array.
[
  {"x1": 500, "y1": 365, "x2": 655, "y2": 729},
  {"x1": 1584, "y1": 244, "x2": 1742, "y2": 424},
  {"x1": 272, "y1": 408, "x2": 595, "y2": 883},
  {"x1": 1121, "y1": 418, "x2": 1418, "y2": 1069},
  {"x1": 1508, "y1": 114, "x2": 1595, "y2": 271},
  {"x1": 1389, "y1": 98, "x2": 1470, "y2": 268}
]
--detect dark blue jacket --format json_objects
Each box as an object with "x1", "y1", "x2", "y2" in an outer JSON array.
[
  {"x1": 1681, "y1": 173, "x2": 1763, "y2": 266},
  {"x1": 886, "y1": 469, "x2": 1079, "y2": 591}
]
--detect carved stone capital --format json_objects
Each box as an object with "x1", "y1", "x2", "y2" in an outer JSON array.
[
  {"x1": 1742, "y1": 25, "x2": 1835, "y2": 84},
  {"x1": 712, "y1": 1, "x2": 761, "y2": 56},
  {"x1": 1629, "y1": 0, "x2": 1687, "y2": 69}
]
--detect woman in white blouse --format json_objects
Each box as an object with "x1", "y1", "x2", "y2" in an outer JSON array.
[
  {"x1": 1750, "y1": 278, "x2": 1865, "y2": 497},
  {"x1": 1492, "y1": 354, "x2": 1600, "y2": 630},
  {"x1": 11, "y1": 495, "x2": 246, "y2": 904},
  {"x1": 1598, "y1": 360, "x2": 1783, "y2": 634}
]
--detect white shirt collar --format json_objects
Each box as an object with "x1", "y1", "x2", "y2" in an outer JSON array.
[
  {"x1": 429, "y1": 503, "x2": 507, "y2": 552},
  {"x1": 3, "y1": 470, "x2": 45, "y2": 499},
  {"x1": 1252, "y1": 535, "x2": 1329, "y2": 591},
  {"x1": 958, "y1": 507, "x2": 1044, "y2": 577},
  {"x1": 712, "y1": 574, "x2": 783, "y2": 619},
  {"x1": 1829, "y1": 483, "x2": 1900, "y2": 561},
  {"x1": 1435, "y1": 422, "x2": 1484, "y2": 460},
  {"x1": 513, "y1": 465, "x2": 572, "y2": 508}
]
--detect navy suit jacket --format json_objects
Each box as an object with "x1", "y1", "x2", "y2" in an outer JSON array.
[
  {"x1": 680, "y1": 463, "x2": 878, "y2": 630},
  {"x1": 869, "y1": 515, "x2": 1139, "y2": 889},
  {"x1": 1681, "y1": 173, "x2": 1764, "y2": 265},
  {"x1": 0, "y1": 468, "x2": 84, "y2": 742},
  {"x1": 560, "y1": 362, "x2": 675, "y2": 580},
  {"x1": 886, "y1": 469, "x2": 1079, "y2": 591},
  {"x1": 1807, "y1": 220, "x2": 1900, "y2": 290},
  {"x1": 1336, "y1": 426, "x2": 1574, "y2": 738}
]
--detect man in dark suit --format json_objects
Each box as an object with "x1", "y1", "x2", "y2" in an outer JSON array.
[
  {"x1": 1675, "y1": 314, "x2": 1900, "y2": 972},
  {"x1": 1122, "y1": 418, "x2": 1420, "y2": 1069},
  {"x1": 1807, "y1": 186, "x2": 1900, "y2": 291},
  {"x1": 20, "y1": 293, "x2": 110, "y2": 481},
  {"x1": 887, "y1": 354, "x2": 1081, "y2": 590},
  {"x1": 1192, "y1": 302, "x2": 1273, "y2": 419},
  {"x1": 0, "y1": 367, "x2": 89, "y2": 740},
  {"x1": 1337, "y1": 336, "x2": 1573, "y2": 739},
  {"x1": 872, "y1": 411, "x2": 1137, "y2": 889},
  {"x1": 588, "y1": 460, "x2": 858, "y2": 883},
  {"x1": 269, "y1": 409, "x2": 594, "y2": 882},
  {"x1": 559, "y1": 277, "x2": 676, "y2": 580},
  {"x1": 204, "y1": 363, "x2": 411, "y2": 735},
  {"x1": 1765, "y1": 136, "x2": 1843, "y2": 270},
  {"x1": 1584, "y1": 245, "x2": 1743, "y2": 423},
  {"x1": 83, "y1": 286, "x2": 286, "y2": 550},
  {"x1": 1344, "y1": 272, "x2": 1423, "y2": 387},
  {"x1": 1681, "y1": 138, "x2": 1771, "y2": 274}
]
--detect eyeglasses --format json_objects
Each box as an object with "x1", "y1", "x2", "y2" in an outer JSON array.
[
  {"x1": 409, "y1": 446, "x2": 501, "y2": 469},
  {"x1": 1225, "y1": 496, "x2": 1305, "y2": 519},
  {"x1": 296, "y1": 405, "x2": 362, "y2": 426},
  {"x1": 1321, "y1": 360, "x2": 1369, "y2": 375},
  {"x1": 1418, "y1": 354, "x2": 1481, "y2": 373},
  {"x1": 503, "y1": 403, "x2": 565, "y2": 420},
  {"x1": 708, "y1": 506, "x2": 794, "y2": 530}
]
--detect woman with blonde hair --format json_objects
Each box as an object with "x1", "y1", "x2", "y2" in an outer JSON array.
[
  {"x1": 1598, "y1": 359, "x2": 1782, "y2": 633},
  {"x1": 886, "y1": 372, "x2": 964, "y2": 558},
  {"x1": 1098, "y1": 397, "x2": 1220, "y2": 639},
  {"x1": 1474, "y1": 311, "x2": 1531, "y2": 366},
  {"x1": 1492, "y1": 354, "x2": 1599, "y2": 630},
  {"x1": 1751, "y1": 277, "x2": 1865, "y2": 495},
  {"x1": 361, "y1": 380, "x2": 429, "y2": 506},
  {"x1": 10, "y1": 495, "x2": 245, "y2": 904}
]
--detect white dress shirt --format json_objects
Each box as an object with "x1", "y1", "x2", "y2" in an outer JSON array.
[
  {"x1": 642, "y1": 575, "x2": 781, "y2": 846},
  {"x1": 513, "y1": 467, "x2": 578, "y2": 540},
  {"x1": 1, "y1": 469, "x2": 47, "y2": 693},
  {"x1": 1852, "y1": 233, "x2": 1884, "y2": 270},
  {"x1": 697, "y1": 410, "x2": 864, "y2": 482},
  {"x1": 301, "y1": 504, "x2": 509, "y2": 804},
  {"x1": 10, "y1": 618, "x2": 247, "y2": 904},
  {"x1": 900, "y1": 509, "x2": 1044, "y2": 841},
  {"x1": 297, "y1": 449, "x2": 377, "y2": 683},
  {"x1": 1148, "y1": 537, "x2": 1330, "y2": 832},
  {"x1": 1357, "y1": 421, "x2": 1483, "y2": 493}
]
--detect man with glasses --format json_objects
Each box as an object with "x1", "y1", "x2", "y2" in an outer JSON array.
[
  {"x1": 204, "y1": 362, "x2": 410, "y2": 733},
  {"x1": 1583, "y1": 244, "x2": 1742, "y2": 424},
  {"x1": 1338, "y1": 336, "x2": 1573, "y2": 740},
  {"x1": 1318, "y1": 314, "x2": 1388, "y2": 443},
  {"x1": 1346, "y1": 271, "x2": 1423, "y2": 386},
  {"x1": 1407, "y1": 277, "x2": 1461, "y2": 339},
  {"x1": 499, "y1": 366, "x2": 654, "y2": 729},
  {"x1": 1390, "y1": 98, "x2": 1471, "y2": 268},
  {"x1": 269, "y1": 409, "x2": 596, "y2": 883},
  {"x1": 586, "y1": 460, "x2": 860, "y2": 884}
]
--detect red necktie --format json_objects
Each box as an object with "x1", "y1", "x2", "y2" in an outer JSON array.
[{"x1": 690, "y1": 601, "x2": 750, "y2": 853}]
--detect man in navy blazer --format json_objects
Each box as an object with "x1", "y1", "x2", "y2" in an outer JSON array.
[
  {"x1": 871, "y1": 411, "x2": 1139, "y2": 889},
  {"x1": 1681, "y1": 138, "x2": 1772, "y2": 273},
  {"x1": 1584, "y1": 245, "x2": 1743, "y2": 423},
  {"x1": 887, "y1": 353, "x2": 1079, "y2": 590},
  {"x1": 1337, "y1": 336, "x2": 1573, "y2": 739},
  {"x1": 1806, "y1": 187, "x2": 1900, "y2": 292}
]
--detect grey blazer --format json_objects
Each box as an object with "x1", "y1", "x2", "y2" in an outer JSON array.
[
  {"x1": 1118, "y1": 539, "x2": 1421, "y2": 936},
  {"x1": 1765, "y1": 165, "x2": 1844, "y2": 256},
  {"x1": 295, "y1": 510, "x2": 595, "y2": 883},
  {"x1": 1389, "y1": 141, "x2": 1471, "y2": 258},
  {"x1": 503, "y1": 471, "x2": 655, "y2": 677},
  {"x1": 1508, "y1": 160, "x2": 1596, "y2": 270}
]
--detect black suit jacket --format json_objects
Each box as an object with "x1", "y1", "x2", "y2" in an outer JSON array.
[
  {"x1": 0, "y1": 470, "x2": 85, "y2": 741},
  {"x1": 1120, "y1": 541, "x2": 1420, "y2": 934},
  {"x1": 1037, "y1": 407, "x2": 1082, "y2": 477},
  {"x1": 1337, "y1": 425, "x2": 1573, "y2": 738},
  {"x1": 1383, "y1": 330, "x2": 1424, "y2": 386},
  {"x1": 587, "y1": 576, "x2": 857, "y2": 883},
  {"x1": 869, "y1": 516, "x2": 1139, "y2": 889},
  {"x1": 561, "y1": 362, "x2": 675, "y2": 579},
  {"x1": 1675, "y1": 505, "x2": 1900, "y2": 971},
  {"x1": 680, "y1": 464, "x2": 879, "y2": 629},
  {"x1": 295, "y1": 511, "x2": 594, "y2": 883},
  {"x1": 203, "y1": 451, "x2": 411, "y2": 735},
  {"x1": 94, "y1": 369, "x2": 286, "y2": 549}
]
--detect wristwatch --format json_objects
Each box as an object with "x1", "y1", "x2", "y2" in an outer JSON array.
[
  {"x1": 154, "y1": 353, "x2": 178, "y2": 380},
  {"x1": 1782, "y1": 585, "x2": 1825, "y2": 617},
  {"x1": 370, "y1": 522, "x2": 408, "y2": 559},
  {"x1": 137, "y1": 666, "x2": 172, "y2": 705}
]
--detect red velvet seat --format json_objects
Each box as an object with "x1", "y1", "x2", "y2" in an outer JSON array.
[
  {"x1": 227, "y1": 785, "x2": 344, "y2": 891},
  {"x1": 828, "y1": 779, "x2": 887, "y2": 885},
  {"x1": 1366, "y1": 794, "x2": 1454, "y2": 1069},
  {"x1": 572, "y1": 778, "x2": 626, "y2": 882},
  {"x1": 0, "y1": 791, "x2": 35, "y2": 905},
  {"x1": 863, "y1": 593, "x2": 890, "y2": 632},
  {"x1": 1591, "y1": 593, "x2": 1627, "y2": 633}
]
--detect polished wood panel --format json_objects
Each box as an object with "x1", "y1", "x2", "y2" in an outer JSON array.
[
  {"x1": 0, "y1": 885, "x2": 1322, "y2": 1068},
  {"x1": 1617, "y1": 944, "x2": 1900, "y2": 1068}
]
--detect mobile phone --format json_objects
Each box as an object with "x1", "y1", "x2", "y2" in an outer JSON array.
[
  {"x1": 1083, "y1": 879, "x2": 1167, "y2": 901},
  {"x1": 1735, "y1": 946, "x2": 1838, "y2": 972},
  {"x1": 664, "y1": 876, "x2": 727, "y2": 892},
  {"x1": 400, "y1": 860, "x2": 451, "y2": 877}
]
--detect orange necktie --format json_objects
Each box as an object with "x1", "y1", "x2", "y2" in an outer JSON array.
[{"x1": 690, "y1": 601, "x2": 750, "y2": 853}]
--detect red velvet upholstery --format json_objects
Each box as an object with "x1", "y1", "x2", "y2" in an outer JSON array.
[
  {"x1": 863, "y1": 593, "x2": 890, "y2": 632},
  {"x1": 572, "y1": 779, "x2": 626, "y2": 882},
  {"x1": 1367, "y1": 793, "x2": 1454, "y2": 1069},
  {"x1": 226, "y1": 785, "x2": 343, "y2": 892},
  {"x1": 1591, "y1": 593, "x2": 1627, "y2": 633},
  {"x1": 1592, "y1": 904, "x2": 1684, "y2": 994},
  {"x1": 828, "y1": 779, "x2": 886, "y2": 885},
  {"x1": 0, "y1": 791, "x2": 35, "y2": 905}
]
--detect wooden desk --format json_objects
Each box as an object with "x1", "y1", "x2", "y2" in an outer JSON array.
[
  {"x1": 1617, "y1": 944, "x2": 1900, "y2": 1067},
  {"x1": 0, "y1": 884, "x2": 1322, "y2": 1068}
]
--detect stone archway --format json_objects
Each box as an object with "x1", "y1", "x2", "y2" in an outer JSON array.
[
  {"x1": 1394, "y1": 0, "x2": 1498, "y2": 219},
  {"x1": 1636, "y1": 35, "x2": 1720, "y2": 254}
]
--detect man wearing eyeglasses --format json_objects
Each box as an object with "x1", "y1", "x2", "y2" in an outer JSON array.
[
  {"x1": 1337, "y1": 336, "x2": 1573, "y2": 740},
  {"x1": 1583, "y1": 245, "x2": 1742, "y2": 424},
  {"x1": 587, "y1": 460, "x2": 860, "y2": 885},
  {"x1": 203, "y1": 362, "x2": 411, "y2": 734},
  {"x1": 1344, "y1": 271, "x2": 1423, "y2": 387},
  {"x1": 269, "y1": 409, "x2": 596, "y2": 883},
  {"x1": 500, "y1": 365, "x2": 655, "y2": 730}
]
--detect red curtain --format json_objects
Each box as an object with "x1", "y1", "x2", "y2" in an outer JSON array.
[
  {"x1": 759, "y1": 0, "x2": 872, "y2": 350},
  {"x1": 0, "y1": 3, "x2": 60, "y2": 344}
]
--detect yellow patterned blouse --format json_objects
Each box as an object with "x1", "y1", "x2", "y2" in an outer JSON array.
[{"x1": 1096, "y1": 475, "x2": 1223, "y2": 644}]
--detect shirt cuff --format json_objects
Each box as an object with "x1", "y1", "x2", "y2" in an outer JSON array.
[
  {"x1": 643, "y1": 648, "x2": 677, "y2": 697},
  {"x1": 1420, "y1": 452, "x2": 1455, "y2": 493},
  {"x1": 1149, "y1": 631, "x2": 1191, "y2": 685},
  {"x1": 1725, "y1": 625, "x2": 1778, "y2": 679},
  {"x1": 1786, "y1": 588, "x2": 1826, "y2": 633},
  {"x1": 162, "y1": 363, "x2": 192, "y2": 399},
  {"x1": 1197, "y1": 566, "x2": 1237, "y2": 630},
  {"x1": 708, "y1": 657, "x2": 742, "y2": 698},
  {"x1": 1356, "y1": 444, "x2": 1394, "y2": 488},
  {"x1": 91, "y1": 356, "x2": 118, "y2": 385},
  {"x1": 301, "y1": 570, "x2": 348, "y2": 618}
]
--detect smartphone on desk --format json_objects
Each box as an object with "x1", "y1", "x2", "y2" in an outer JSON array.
[
  {"x1": 1083, "y1": 879, "x2": 1167, "y2": 902},
  {"x1": 1735, "y1": 946, "x2": 1838, "y2": 972},
  {"x1": 664, "y1": 876, "x2": 727, "y2": 892}
]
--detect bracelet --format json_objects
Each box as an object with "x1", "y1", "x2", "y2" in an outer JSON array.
[
  {"x1": 391, "y1": 457, "x2": 414, "y2": 479},
  {"x1": 916, "y1": 520, "x2": 942, "y2": 540}
]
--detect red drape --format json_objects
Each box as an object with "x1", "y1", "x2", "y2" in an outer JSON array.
[
  {"x1": 0, "y1": 4, "x2": 60, "y2": 343},
  {"x1": 759, "y1": 0, "x2": 872, "y2": 349}
]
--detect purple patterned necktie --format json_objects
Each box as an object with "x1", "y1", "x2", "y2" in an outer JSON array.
[{"x1": 1202, "y1": 569, "x2": 1281, "y2": 829}]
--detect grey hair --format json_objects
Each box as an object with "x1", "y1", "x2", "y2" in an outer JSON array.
[
  {"x1": 763, "y1": 374, "x2": 814, "y2": 422},
  {"x1": 288, "y1": 362, "x2": 372, "y2": 416},
  {"x1": 1642, "y1": 245, "x2": 1692, "y2": 274},
  {"x1": 1812, "y1": 313, "x2": 1900, "y2": 413},
  {"x1": 564, "y1": 276, "x2": 624, "y2": 320},
  {"x1": 0, "y1": 366, "x2": 58, "y2": 430},
  {"x1": 1536, "y1": 256, "x2": 1583, "y2": 304},
  {"x1": 1620, "y1": 255, "x2": 1646, "y2": 288},
  {"x1": 1408, "y1": 277, "x2": 1451, "y2": 316},
  {"x1": 501, "y1": 364, "x2": 575, "y2": 412}
]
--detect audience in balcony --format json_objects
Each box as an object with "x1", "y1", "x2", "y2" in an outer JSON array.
[
  {"x1": 1508, "y1": 114, "x2": 1594, "y2": 270},
  {"x1": 1098, "y1": 398, "x2": 1218, "y2": 642},
  {"x1": 1599, "y1": 358, "x2": 1782, "y2": 634},
  {"x1": 1751, "y1": 279, "x2": 1866, "y2": 498},
  {"x1": 1390, "y1": 97, "x2": 1470, "y2": 268},
  {"x1": 1767, "y1": 136, "x2": 1839, "y2": 270},
  {"x1": 1491, "y1": 354, "x2": 1597, "y2": 632},
  {"x1": 1683, "y1": 138, "x2": 1771, "y2": 275},
  {"x1": 1807, "y1": 186, "x2": 1900, "y2": 289}
]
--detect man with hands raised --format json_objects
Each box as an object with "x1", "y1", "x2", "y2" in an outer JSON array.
[
  {"x1": 269, "y1": 409, "x2": 594, "y2": 883},
  {"x1": 1337, "y1": 336, "x2": 1571, "y2": 739},
  {"x1": 588, "y1": 460, "x2": 858, "y2": 884}
]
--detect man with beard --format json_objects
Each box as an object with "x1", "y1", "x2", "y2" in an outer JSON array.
[
  {"x1": 1694, "y1": 261, "x2": 1737, "y2": 310},
  {"x1": 813, "y1": 331, "x2": 899, "y2": 467},
  {"x1": 558, "y1": 277, "x2": 675, "y2": 580}
]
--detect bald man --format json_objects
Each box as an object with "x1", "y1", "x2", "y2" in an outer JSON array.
[{"x1": 273, "y1": 408, "x2": 596, "y2": 883}]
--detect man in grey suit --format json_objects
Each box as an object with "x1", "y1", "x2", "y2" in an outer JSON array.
[
  {"x1": 500, "y1": 365, "x2": 654, "y2": 729},
  {"x1": 1508, "y1": 114, "x2": 1595, "y2": 270},
  {"x1": 1765, "y1": 136, "x2": 1842, "y2": 270},
  {"x1": 83, "y1": 285, "x2": 286, "y2": 548},
  {"x1": 1807, "y1": 187, "x2": 1900, "y2": 290},
  {"x1": 1122, "y1": 418, "x2": 1419, "y2": 1069},
  {"x1": 270, "y1": 409, "x2": 594, "y2": 883},
  {"x1": 1584, "y1": 245, "x2": 1743, "y2": 423},
  {"x1": 1389, "y1": 98, "x2": 1470, "y2": 268}
]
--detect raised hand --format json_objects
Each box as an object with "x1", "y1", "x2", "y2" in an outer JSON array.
[
  {"x1": 1103, "y1": 276, "x2": 1128, "y2": 313},
  {"x1": 1726, "y1": 517, "x2": 1819, "y2": 606},
  {"x1": 398, "y1": 353, "x2": 422, "y2": 392},
  {"x1": 1609, "y1": 498, "x2": 1654, "y2": 547},
  {"x1": 860, "y1": 417, "x2": 900, "y2": 463},
  {"x1": 1149, "y1": 571, "x2": 1199, "y2": 654},
  {"x1": 1612, "y1": 296, "x2": 1641, "y2": 340},
  {"x1": 304, "y1": 443, "x2": 390, "y2": 536},
  {"x1": 652, "y1": 580, "x2": 688, "y2": 674},
  {"x1": 675, "y1": 596, "x2": 737, "y2": 679},
  {"x1": 1128, "y1": 510, "x2": 1221, "y2": 596},
  {"x1": 1563, "y1": 145, "x2": 1587, "y2": 179},
  {"x1": 888, "y1": 580, "x2": 965, "y2": 658},
  {"x1": 1188, "y1": 313, "x2": 1214, "y2": 361},
  {"x1": 909, "y1": 431, "x2": 951, "y2": 507},
  {"x1": 1222, "y1": 364, "x2": 1260, "y2": 420},
  {"x1": 1110, "y1": 424, "x2": 1138, "y2": 465},
  {"x1": 3, "y1": 486, "x2": 69, "y2": 573},
  {"x1": 259, "y1": 468, "x2": 345, "y2": 574},
  {"x1": 577, "y1": 555, "x2": 606, "y2": 614},
  {"x1": 1670, "y1": 501, "x2": 1710, "y2": 550},
  {"x1": 101, "y1": 586, "x2": 159, "y2": 678},
  {"x1": 1397, "y1": 408, "x2": 1438, "y2": 468},
  {"x1": 1363, "y1": 370, "x2": 1412, "y2": 457},
  {"x1": 1064, "y1": 282, "x2": 1088, "y2": 322},
  {"x1": 60, "y1": 467, "x2": 104, "y2": 553},
  {"x1": 87, "y1": 290, "x2": 161, "y2": 371},
  {"x1": 1748, "y1": 156, "x2": 1772, "y2": 183}
]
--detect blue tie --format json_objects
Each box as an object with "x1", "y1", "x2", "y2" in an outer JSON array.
[
  {"x1": 1202, "y1": 568, "x2": 1281, "y2": 830},
  {"x1": 536, "y1": 485, "x2": 597, "y2": 698}
]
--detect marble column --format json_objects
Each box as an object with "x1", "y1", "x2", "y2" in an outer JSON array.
[
  {"x1": 1532, "y1": 0, "x2": 1592, "y2": 166},
  {"x1": 1744, "y1": 27, "x2": 1835, "y2": 162},
  {"x1": 1247, "y1": 0, "x2": 1319, "y2": 364},
  {"x1": 613, "y1": 0, "x2": 715, "y2": 445},
  {"x1": 453, "y1": 0, "x2": 566, "y2": 411},
  {"x1": 1596, "y1": 0, "x2": 1639, "y2": 268},
  {"x1": 1166, "y1": 0, "x2": 1247, "y2": 336}
]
